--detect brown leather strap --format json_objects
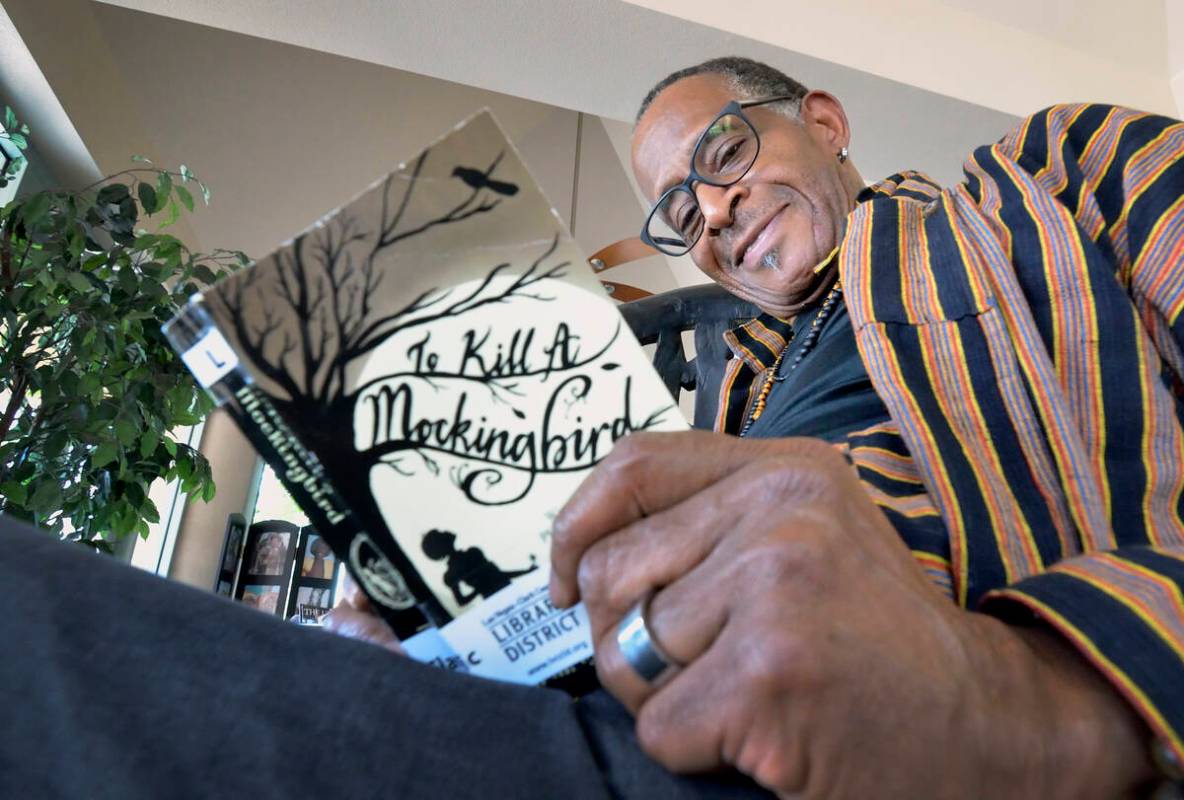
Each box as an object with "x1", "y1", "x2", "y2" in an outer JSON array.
[
  {"x1": 600, "y1": 281, "x2": 653, "y2": 302},
  {"x1": 588, "y1": 237, "x2": 659, "y2": 273}
]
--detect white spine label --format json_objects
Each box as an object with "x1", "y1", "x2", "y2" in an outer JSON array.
[{"x1": 181, "y1": 328, "x2": 239, "y2": 388}]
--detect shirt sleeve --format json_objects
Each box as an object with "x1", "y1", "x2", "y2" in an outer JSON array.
[{"x1": 975, "y1": 103, "x2": 1184, "y2": 773}]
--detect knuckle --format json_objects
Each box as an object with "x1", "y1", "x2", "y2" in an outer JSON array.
[
  {"x1": 764, "y1": 455, "x2": 825, "y2": 493},
  {"x1": 592, "y1": 639, "x2": 646, "y2": 713},
  {"x1": 735, "y1": 536, "x2": 826, "y2": 588},
  {"x1": 576, "y1": 543, "x2": 612, "y2": 603},
  {"x1": 634, "y1": 709, "x2": 669, "y2": 762},
  {"x1": 773, "y1": 537, "x2": 826, "y2": 579},
  {"x1": 785, "y1": 436, "x2": 846, "y2": 465},
  {"x1": 604, "y1": 431, "x2": 659, "y2": 476},
  {"x1": 751, "y1": 453, "x2": 850, "y2": 515},
  {"x1": 737, "y1": 631, "x2": 807, "y2": 697},
  {"x1": 748, "y1": 745, "x2": 801, "y2": 795}
]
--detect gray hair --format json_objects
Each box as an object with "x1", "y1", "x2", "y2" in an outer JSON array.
[{"x1": 635, "y1": 56, "x2": 809, "y2": 125}]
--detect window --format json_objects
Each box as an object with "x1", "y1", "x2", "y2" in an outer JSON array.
[
  {"x1": 129, "y1": 423, "x2": 203, "y2": 574},
  {"x1": 0, "y1": 121, "x2": 27, "y2": 206},
  {"x1": 250, "y1": 462, "x2": 309, "y2": 527}
]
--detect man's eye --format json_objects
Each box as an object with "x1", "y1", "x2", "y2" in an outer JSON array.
[
  {"x1": 678, "y1": 207, "x2": 701, "y2": 235},
  {"x1": 718, "y1": 141, "x2": 742, "y2": 166}
]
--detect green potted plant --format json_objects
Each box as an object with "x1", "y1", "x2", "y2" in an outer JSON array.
[{"x1": 0, "y1": 106, "x2": 245, "y2": 551}]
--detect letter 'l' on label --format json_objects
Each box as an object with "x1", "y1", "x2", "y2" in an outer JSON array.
[{"x1": 182, "y1": 328, "x2": 239, "y2": 388}]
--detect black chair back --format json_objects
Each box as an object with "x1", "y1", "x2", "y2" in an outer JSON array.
[{"x1": 620, "y1": 284, "x2": 758, "y2": 429}]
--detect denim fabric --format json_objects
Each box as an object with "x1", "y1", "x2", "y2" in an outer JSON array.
[{"x1": 0, "y1": 517, "x2": 771, "y2": 800}]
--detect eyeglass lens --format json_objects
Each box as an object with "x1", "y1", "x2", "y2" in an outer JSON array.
[{"x1": 644, "y1": 113, "x2": 759, "y2": 256}]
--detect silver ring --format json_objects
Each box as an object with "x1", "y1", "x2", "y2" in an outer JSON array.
[{"x1": 615, "y1": 593, "x2": 679, "y2": 683}]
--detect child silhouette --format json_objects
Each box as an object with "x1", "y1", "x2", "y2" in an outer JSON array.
[{"x1": 421, "y1": 529, "x2": 538, "y2": 606}]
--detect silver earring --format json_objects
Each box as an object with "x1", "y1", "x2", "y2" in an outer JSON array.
[{"x1": 838, "y1": 146, "x2": 848, "y2": 163}]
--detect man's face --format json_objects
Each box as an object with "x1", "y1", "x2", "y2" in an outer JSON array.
[{"x1": 632, "y1": 75, "x2": 854, "y2": 317}]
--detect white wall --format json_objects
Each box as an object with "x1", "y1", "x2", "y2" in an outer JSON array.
[
  {"x1": 622, "y1": 0, "x2": 1177, "y2": 117},
  {"x1": 1169, "y1": 0, "x2": 1184, "y2": 116}
]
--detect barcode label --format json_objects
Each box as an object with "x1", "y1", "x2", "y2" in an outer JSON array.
[{"x1": 181, "y1": 327, "x2": 239, "y2": 388}]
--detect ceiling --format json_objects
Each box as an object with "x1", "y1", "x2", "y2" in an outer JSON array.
[
  {"x1": 0, "y1": 0, "x2": 1177, "y2": 290},
  {"x1": 89, "y1": 0, "x2": 1177, "y2": 120}
]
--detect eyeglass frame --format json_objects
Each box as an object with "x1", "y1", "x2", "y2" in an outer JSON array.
[{"x1": 639, "y1": 94, "x2": 799, "y2": 257}]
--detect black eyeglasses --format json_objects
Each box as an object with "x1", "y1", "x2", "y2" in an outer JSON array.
[{"x1": 639, "y1": 95, "x2": 796, "y2": 257}]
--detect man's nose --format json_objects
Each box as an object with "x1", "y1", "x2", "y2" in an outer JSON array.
[{"x1": 696, "y1": 183, "x2": 746, "y2": 232}]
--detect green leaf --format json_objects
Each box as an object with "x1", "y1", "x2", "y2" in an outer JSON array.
[
  {"x1": 8, "y1": 132, "x2": 27, "y2": 150},
  {"x1": 4, "y1": 107, "x2": 15, "y2": 130},
  {"x1": 193, "y1": 264, "x2": 217, "y2": 285},
  {"x1": 131, "y1": 155, "x2": 153, "y2": 164},
  {"x1": 174, "y1": 184, "x2": 194, "y2": 212},
  {"x1": 115, "y1": 419, "x2": 139, "y2": 447},
  {"x1": 92, "y1": 441, "x2": 119, "y2": 468},
  {"x1": 162, "y1": 438, "x2": 177, "y2": 457},
  {"x1": 29, "y1": 480, "x2": 63, "y2": 514},
  {"x1": 139, "y1": 430, "x2": 160, "y2": 459},
  {"x1": 178, "y1": 164, "x2": 193, "y2": 183},
  {"x1": 137, "y1": 182, "x2": 158, "y2": 215},
  {"x1": 1, "y1": 481, "x2": 28, "y2": 506},
  {"x1": 201, "y1": 480, "x2": 216, "y2": 502},
  {"x1": 21, "y1": 193, "x2": 52, "y2": 227},
  {"x1": 199, "y1": 182, "x2": 211, "y2": 205},
  {"x1": 113, "y1": 505, "x2": 137, "y2": 537},
  {"x1": 141, "y1": 498, "x2": 160, "y2": 524},
  {"x1": 66, "y1": 272, "x2": 92, "y2": 293},
  {"x1": 97, "y1": 183, "x2": 131, "y2": 205},
  {"x1": 155, "y1": 171, "x2": 172, "y2": 204},
  {"x1": 160, "y1": 199, "x2": 180, "y2": 229}
]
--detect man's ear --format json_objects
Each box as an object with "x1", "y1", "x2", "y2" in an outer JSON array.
[{"x1": 800, "y1": 90, "x2": 851, "y2": 154}]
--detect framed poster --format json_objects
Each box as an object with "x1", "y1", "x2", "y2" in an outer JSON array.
[
  {"x1": 213, "y1": 513, "x2": 246, "y2": 597},
  {"x1": 286, "y1": 528, "x2": 342, "y2": 624},
  {"x1": 235, "y1": 519, "x2": 300, "y2": 617}
]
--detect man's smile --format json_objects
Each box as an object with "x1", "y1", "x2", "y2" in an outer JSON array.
[{"x1": 735, "y1": 203, "x2": 788, "y2": 270}]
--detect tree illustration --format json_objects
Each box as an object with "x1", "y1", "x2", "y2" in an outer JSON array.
[{"x1": 211, "y1": 146, "x2": 571, "y2": 546}]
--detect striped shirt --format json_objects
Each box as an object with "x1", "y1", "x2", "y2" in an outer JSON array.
[{"x1": 716, "y1": 104, "x2": 1184, "y2": 766}]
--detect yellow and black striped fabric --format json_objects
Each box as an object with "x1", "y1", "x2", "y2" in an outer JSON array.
[
  {"x1": 718, "y1": 104, "x2": 1184, "y2": 763},
  {"x1": 714, "y1": 315, "x2": 794, "y2": 433}
]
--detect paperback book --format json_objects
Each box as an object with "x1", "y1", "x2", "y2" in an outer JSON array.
[{"x1": 164, "y1": 111, "x2": 685, "y2": 691}]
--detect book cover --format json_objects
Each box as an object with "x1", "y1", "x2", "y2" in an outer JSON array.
[{"x1": 165, "y1": 110, "x2": 685, "y2": 688}]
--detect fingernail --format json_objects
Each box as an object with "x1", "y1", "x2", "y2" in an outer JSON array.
[{"x1": 548, "y1": 571, "x2": 567, "y2": 608}]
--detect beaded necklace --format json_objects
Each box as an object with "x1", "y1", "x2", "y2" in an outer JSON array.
[{"x1": 738, "y1": 279, "x2": 844, "y2": 438}]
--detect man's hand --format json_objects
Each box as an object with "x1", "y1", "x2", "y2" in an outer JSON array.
[
  {"x1": 550, "y1": 431, "x2": 1154, "y2": 799},
  {"x1": 321, "y1": 572, "x2": 404, "y2": 654}
]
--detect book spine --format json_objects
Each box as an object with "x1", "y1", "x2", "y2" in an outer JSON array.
[{"x1": 163, "y1": 299, "x2": 446, "y2": 637}]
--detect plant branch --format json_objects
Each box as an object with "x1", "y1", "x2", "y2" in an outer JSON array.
[{"x1": 0, "y1": 371, "x2": 28, "y2": 445}]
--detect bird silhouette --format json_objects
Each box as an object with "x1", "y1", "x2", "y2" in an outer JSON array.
[{"x1": 452, "y1": 166, "x2": 519, "y2": 196}]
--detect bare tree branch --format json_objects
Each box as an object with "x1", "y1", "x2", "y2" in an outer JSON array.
[
  {"x1": 217, "y1": 264, "x2": 303, "y2": 401},
  {"x1": 343, "y1": 235, "x2": 568, "y2": 366},
  {"x1": 216, "y1": 145, "x2": 540, "y2": 410}
]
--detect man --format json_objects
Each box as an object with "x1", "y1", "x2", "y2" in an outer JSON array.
[
  {"x1": 551, "y1": 57, "x2": 1184, "y2": 796},
  {"x1": 2, "y1": 58, "x2": 1182, "y2": 799}
]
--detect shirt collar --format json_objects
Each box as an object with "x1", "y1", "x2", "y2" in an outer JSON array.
[
  {"x1": 858, "y1": 170, "x2": 943, "y2": 203},
  {"x1": 722, "y1": 313, "x2": 795, "y2": 372}
]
